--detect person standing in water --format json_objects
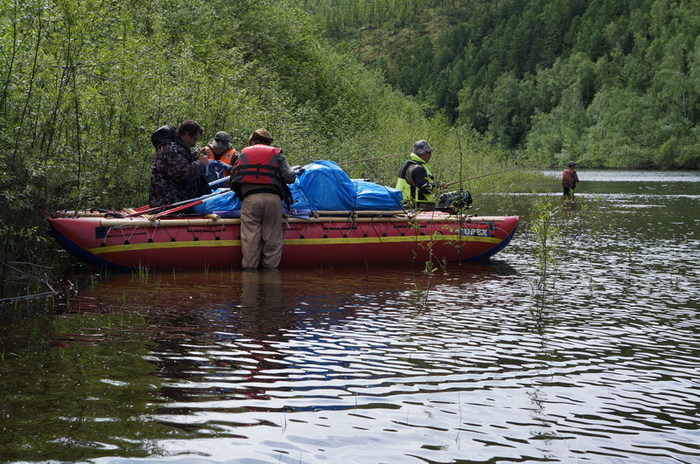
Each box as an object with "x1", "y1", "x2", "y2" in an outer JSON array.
[
  {"x1": 231, "y1": 129, "x2": 296, "y2": 270},
  {"x1": 562, "y1": 161, "x2": 580, "y2": 198}
]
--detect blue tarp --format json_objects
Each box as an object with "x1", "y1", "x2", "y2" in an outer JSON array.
[
  {"x1": 192, "y1": 160, "x2": 403, "y2": 215},
  {"x1": 193, "y1": 189, "x2": 241, "y2": 217},
  {"x1": 353, "y1": 179, "x2": 404, "y2": 210}
]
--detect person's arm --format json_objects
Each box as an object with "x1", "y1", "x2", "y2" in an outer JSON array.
[
  {"x1": 167, "y1": 145, "x2": 206, "y2": 183},
  {"x1": 275, "y1": 150, "x2": 297, "y2": 184}
]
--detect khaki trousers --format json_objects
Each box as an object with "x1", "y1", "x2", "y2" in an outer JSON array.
[{"x1": 240, "y1": 193, "x2": 284, "y2": 269}]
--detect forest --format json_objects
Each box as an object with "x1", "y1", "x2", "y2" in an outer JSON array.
[{"x1": 302, "y1": 0, "x2": 700, "y2": 169}]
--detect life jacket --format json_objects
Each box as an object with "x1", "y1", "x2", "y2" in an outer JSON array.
[
  {"x1": 203, "y1": 146, "x2": 237, "y2": 165},
  {"x1": 395, "y1": 153, "x2": 437, "y2": 206},
  {"x1": 232, "y1": 144, "x2": 286, "y2": 197}
]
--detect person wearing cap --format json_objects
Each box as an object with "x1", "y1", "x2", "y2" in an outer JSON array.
[
  {"x1": 562, "y1": 161, "x2": 580, "y2": 197},
  {"x1": 149, "y1": 119, "x2": 211, "y2": 207},
  {"x1": 396, "y1": 140, "x2": 443, "y2": 210},
  {"x1": 199, "y1": 131, "x2": 238, "y2": 183},
  {"x1": 231, "y1": 129, "x2": 296, "y2": 270}
]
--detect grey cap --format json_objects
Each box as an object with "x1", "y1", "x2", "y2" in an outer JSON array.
[
  {"x1": 210, "y1": 131, "x2": 232, "y2": 151},
  {"x1": 567, "y1": 161, "x2": 577, "y2": 167},
  {"x1": 413, "y1": 140, "x2": 433, "y2": 155}
]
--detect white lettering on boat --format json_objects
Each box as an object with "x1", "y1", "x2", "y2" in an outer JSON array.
[{"x1": 460, "y1": 228, "x2": 491, "y2": 237}]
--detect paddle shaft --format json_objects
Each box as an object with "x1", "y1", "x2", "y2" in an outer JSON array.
[
  {"x1": 129, "y1": 176, "x2": 231, "y2": 216},
  {"x1": 127, "y1": 189, "x2": 230, "y2": 217},
  {"x1": 209, "y1": 175, "x2": 230, "y2": 187},
  {"x1": 152, "y1": 188, "x2": 234, "y2": 218},
  {"x1": 152, "y1": 199, "x2": 206, "y2": 218}
]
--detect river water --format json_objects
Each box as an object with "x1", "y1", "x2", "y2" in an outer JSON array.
[{"x1": 1, "y1": 171, "x2": 699, "y2": 463}]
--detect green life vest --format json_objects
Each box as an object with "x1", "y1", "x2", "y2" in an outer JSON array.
[{"x1": 395, "y1": 153, "x2": 437, "y2": 207}]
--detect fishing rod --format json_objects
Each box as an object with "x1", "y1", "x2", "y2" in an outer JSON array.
[
  {"x1": 338, "y1": 152, "x2": 409, "y2": 166},
  {"x1": 443, "y1": 167, "x2": 520, "y2": 188},
  {"x1": 456, "y1": 128, "x2": 464, "y2": 188}
]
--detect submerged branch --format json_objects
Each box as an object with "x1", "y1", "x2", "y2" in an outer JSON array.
[
  {"x1": 0, "y1": 290, "x2": 60, "y2": 305},
  {"x1": 0, "y1": 261, "x2": 65, "y2": 303}
]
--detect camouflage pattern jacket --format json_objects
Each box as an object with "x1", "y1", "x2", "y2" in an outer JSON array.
[{"x1": 148, "y1": 125, "x2": 210, "y2": 207}]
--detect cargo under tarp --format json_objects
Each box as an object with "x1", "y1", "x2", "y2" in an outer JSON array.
[{"x1": 193, "y1": 160, "x2": 403, "y2": 216}]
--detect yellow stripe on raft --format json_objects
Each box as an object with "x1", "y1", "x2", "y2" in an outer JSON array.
[
  {"x1": 88, "y1": 239, "x2": 242, "y2": 255},
  {"x1": 88, "y1": 234, "x2": 502, "y2": 255},
  {"x1": 283, "y1": 235, "x2": 503, "y2": 246}
]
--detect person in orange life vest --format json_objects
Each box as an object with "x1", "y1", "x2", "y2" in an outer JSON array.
[
  {"x1": 562, "y1": 161, "x2": 580, "y2": 197},
  {"x1": 231, "y1": 129, "x2": 296, "y2": 270},
  {"x1": 199, "y1": 131, "x2": 238, "y2": 183}
]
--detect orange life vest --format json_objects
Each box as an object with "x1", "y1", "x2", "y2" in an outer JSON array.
[{"x1": 203, "y1": 146, "x2": 237, "y2": 164}]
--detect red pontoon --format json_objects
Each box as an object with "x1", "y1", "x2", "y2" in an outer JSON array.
[{"x1": 47, "y1": 211, "x2": 520, "y2": 271}]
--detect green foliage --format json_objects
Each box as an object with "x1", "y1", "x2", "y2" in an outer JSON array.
[
  {"x1": 1, "y1": 0, "x2": 512, "y2": 272},
  {"x1": 526, "y1": 196, "x2": 562, "y2": 331},
  {"x1": 303, "y1": 0, "x2": 700, "y2": 169}
]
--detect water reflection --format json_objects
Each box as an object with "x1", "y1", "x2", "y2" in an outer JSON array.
[{"x1": 2, "y1": 171, "x2": 699, "y2": 463}]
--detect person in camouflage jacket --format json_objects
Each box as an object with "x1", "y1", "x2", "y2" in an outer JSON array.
[{"x1": 148, "y1": 120, "x2": 211, "y2": 207}]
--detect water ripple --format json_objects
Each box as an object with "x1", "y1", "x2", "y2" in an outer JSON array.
[{"x1": 4, "y1": 179, "x2": 700, "y2": 463}]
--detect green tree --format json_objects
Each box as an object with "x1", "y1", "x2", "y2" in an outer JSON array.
[{"x1": 302, "y1": 0, "x2": 700, "y2": 169}]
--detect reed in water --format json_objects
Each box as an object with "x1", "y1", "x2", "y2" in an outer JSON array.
[{"x1": 528, "y1": 197, "x2": 562, "y2": 331}]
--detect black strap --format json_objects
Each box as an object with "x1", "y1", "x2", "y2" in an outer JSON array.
[
  {"x1": 242, "y1": 187, "x2": 280, "y2": 199},
  {"x1": 234, "y1": 164, "x2": 278, "y2": 179}
]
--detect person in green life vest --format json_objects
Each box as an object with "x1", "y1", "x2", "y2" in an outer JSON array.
[{"x1": 396, "y1": 140, "x2": 445, "y2": 210}]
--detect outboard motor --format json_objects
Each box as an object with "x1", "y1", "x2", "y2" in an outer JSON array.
[{"x1": 438, "y1": 189, "x2": 473, "y2": 213}]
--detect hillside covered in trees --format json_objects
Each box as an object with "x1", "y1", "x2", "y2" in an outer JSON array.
[{"x1": 302, "y1": 0, "x2": 700, "y2": 169}]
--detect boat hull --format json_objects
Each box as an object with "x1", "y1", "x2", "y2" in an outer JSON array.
[{"x1": 47, "y1": 213, "x2": 520, "y2": 270}]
